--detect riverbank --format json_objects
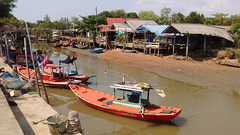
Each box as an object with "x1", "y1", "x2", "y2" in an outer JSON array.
[
  {"x1": 0, "y1": 57, "x2": 58, "y2": 135},
  {"x1": 97, "y1": 49, "x2": 240, "y2": 94}
]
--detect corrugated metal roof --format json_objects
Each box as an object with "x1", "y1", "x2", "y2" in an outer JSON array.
[
  {"x1": 99, "y1": 18, "x2": 139, "y2": 32},
  {"x1": 126, "y1": 20, "x2": 158, "y2": 30},
  {"x1": 136, "y1": 25, "x2": 169, "y2": 36},
  {"x1": 163, "y1": 23, "x2": 234, "y2": 42},
  {"x1": 111, "y1": 23, "x2": 133, "y2": 32},
  {"x1": 106, "y1": 17, "x2": 139, "y2": 26}
]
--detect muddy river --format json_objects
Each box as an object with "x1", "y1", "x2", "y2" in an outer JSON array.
[{"x1": 34, "y1": 43, "x2": 240, "y2": 135}]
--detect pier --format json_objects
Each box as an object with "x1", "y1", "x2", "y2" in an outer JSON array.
[{"x1": 0, "y1": 57, "x2": 58, "y2": 135}]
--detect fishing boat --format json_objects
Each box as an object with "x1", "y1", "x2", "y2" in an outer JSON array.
[
  {"x1": 17, "y1": 64, "x2": 79, "y2": 88},
  {"x1": 52, "y1": 42, "x2": 62, "y2": 47},
  {"x1": 36, "y1": 56, "x2": 95, "y2": 83},
  {"x1": 77, "y1": 44, "x2": 88, "y2": 49},
  {"x1": 69, "y1": 82, "x2": 181, "y2": 121},
  {"x1": 62, "y1": 41, "x2": 70, "y2": 47},
  {"x1": 40, "y1": 64, "x2": 95, "y2": 83},
  {"x1": 52, "y1": 40, "x2": 63, "y2": 47},
  {"x1": 16, "y1": 52, "x2": 53, "y2": 69},
  {"x1": 88, "y1": 48, "x2": 103, "y2": 53}
]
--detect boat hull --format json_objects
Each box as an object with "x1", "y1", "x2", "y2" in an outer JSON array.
[
  {"x1": 88, "y1": 48, "x2": 103, "y2": 53},
  {"x1": 69, "y1": 84, "x2": 181, "y2": 121},
  {"x1": 40, "y1": 65, "x2": 95, "y2": 83},
  {"x1": 17, "y1": 65, "x2": 70, "y2": 88},
  {"x1": 66, "y1": 75, "x2": 96, "y2": 82}
]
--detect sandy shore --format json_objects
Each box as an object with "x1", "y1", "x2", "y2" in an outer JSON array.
[{"x1": 97, "y1": 49, "x2": 240, "y2": 94}]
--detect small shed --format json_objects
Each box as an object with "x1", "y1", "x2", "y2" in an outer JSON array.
[
  {"x1": 134, "y1": 25, "x2": 171, "y2": 41},
  {"x1": 162, "y1": 23, "x2": 234, "y2": 58}
]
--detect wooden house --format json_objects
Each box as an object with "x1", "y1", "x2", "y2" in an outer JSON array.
[{"x1": 162, "y1": 23, "x2": 234, "y2": 57}]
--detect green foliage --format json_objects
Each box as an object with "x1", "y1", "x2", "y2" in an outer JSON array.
[
  {"x1": 223, "y1": 48, "x2": 240, "y2": 59},
  {"x1": 235, "y1": 52, "x2": 240, "y2": 59},
  {"x1": 0, "y1": 0, "x2": 16, "y2": 18},
  {"x1": 110, "y1": 9, "x2": 126, "y2": 18},
  {"x1": 171, "y1": 12, "x2": 185, "y2": 23},
  {"x1": 0, "y1": 13, "x2": 22, "y2": 27},
  {"x1": 138, "y1": 11, "x2": 160, "y2": 22},
  {"x1": 126, "y1": 12, "x2": 138, "y2": 18},
  {"x1": 204, "y1": 17, "x2": 214, "y2": 25},
  {"x1": 36, "y1": 14, "x2": 52, "y2": 28},
  {"x1": 185, "y1": 12, "x2": 205, "y2": 24},
  {"x1": 97, "y1": 11, "x2": 112, "y2": 25},
  {"x1": 159, "y1": 7, "x2": 171, "y2": 25},
  {"x1": 115, "y1": 33, "x2": 124, "y2": 42},
  {"x1": 229, "y1": 21, "x2": 240, "y2": 48},
  {"x1": 78, "y1": 15, "x2": 96, "y2": 31},
  {"x1": 210, "y1": 13, "x2": 230, "y2": 25}
]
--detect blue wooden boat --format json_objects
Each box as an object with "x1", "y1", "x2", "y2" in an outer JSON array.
[{"x1": 88, "y1": 48, "x2": 103, "y2": 53}]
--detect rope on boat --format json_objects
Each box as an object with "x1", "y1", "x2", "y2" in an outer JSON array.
[{"x1": 104, "y1": 69, "x2": 137, "y2": 82}]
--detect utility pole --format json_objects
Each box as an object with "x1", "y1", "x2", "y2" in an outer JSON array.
[{"x1": 96, "y1": 7, "x2": 98, "y2": 32}]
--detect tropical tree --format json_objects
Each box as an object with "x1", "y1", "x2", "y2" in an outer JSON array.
[
  {"x1": 204, "y1": 17, "x2": 214, "y2": 25},
  {"x1": 51, "y1": 17, "x2": 69, "y2": 30},
  {"x1": 36, "y1": 14, "x2": 52, "y2": 28},
  {"x1": 185, "y1": 11, "x2": 205, "y2": 24},
  {"x1": 138, "y1": 11, "x2": 160, "y2": 22},
  {"x1": 97, "y1": 11, "x2": 112, "y2": 25},
  {"x1": 229, "y1": 14, "x2": 240, "y2": 48},
  {"x1": 0, "y1": 13, "x2": 22, "y2": 27},
  {"x1": 78, "y1": 15, "x2": 96, "y2": 31},
  {"x1": 211, "y1": 13, "x2": 230, "y2": 25},
  {"x1": 126, "y1": 12, "x2": 138, "y2": 18},
  {"x1": 159, "y1": 7, "x2": 172, "y2": 24},
  {"x1": 110, "y1": 9, "x2": 126, "y2": 18},
  {"x1": 171, "y1": 12, "x2": 185, "y2": 23},
  {"x1": 0, "y1": 0, "x2": 16, "y2": 18}
]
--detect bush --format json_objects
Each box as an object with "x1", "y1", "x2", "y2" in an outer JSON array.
[{"x1": 222, "y1": 48, "x2": 240, "y2": 59}]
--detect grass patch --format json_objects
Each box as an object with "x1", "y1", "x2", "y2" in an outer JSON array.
[{"x1": 223, "y1": 48, "x2": 240, "y2": 59}]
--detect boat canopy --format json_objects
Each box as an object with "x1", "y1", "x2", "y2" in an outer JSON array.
[{"x1": 110, "y1": 82, "x2": 152, "y2": 93}]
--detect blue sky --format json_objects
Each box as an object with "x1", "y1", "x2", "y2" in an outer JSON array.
[{"x1": 12, "y1": 0, "x2": 240, "y2": 22}]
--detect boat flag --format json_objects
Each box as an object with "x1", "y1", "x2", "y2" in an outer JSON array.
[{"x1": 155, "y1": 89, "x2": 166, "y2": 98}]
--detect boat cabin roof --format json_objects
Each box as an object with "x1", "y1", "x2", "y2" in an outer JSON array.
[{"x1": 110, "y1": 81, "x2": 152, "y2": 93}]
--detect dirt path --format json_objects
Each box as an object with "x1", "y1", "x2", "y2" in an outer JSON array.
[{"x1": 98, "y1": 49, "x2": 240, "y2": 94}]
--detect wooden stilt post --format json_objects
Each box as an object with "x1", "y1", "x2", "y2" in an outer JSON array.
[
  {"x1": 0, "y1": 31, "x2": 3, "y2": 57},
  {"x1": 24, "y1": 38, "x2": 31, "y2": 81},
  {"x1": 203, "y1": 34, "x2": 206, "y2": 56},
  {"x1": 36, "y1": 67, "x2": 49, "y2": 104},
  {"x1": 25, "y1": 22, "x2": 41, "y2": 95},
  {"x1": 144, "y1": 26, "x2": 147, "y2": 54},
  {"x1": 132, "y1": 32, "x2": 135, "y2": 50},
  {"x1": 186, "y1": 34, "x2": 189, "y2": 61},
  {"x1": 173, "y1": 33, "x2": 176, "y2": 55},
  {"x1": 4, "y1": 37, "x2": 9, "y2": 64}
]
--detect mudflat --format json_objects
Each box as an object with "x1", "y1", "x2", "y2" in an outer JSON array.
[{"x1": 98, "y1": 49, "x2": 240, "y2": 94}]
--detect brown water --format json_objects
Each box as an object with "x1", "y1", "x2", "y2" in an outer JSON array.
[{"x1": 35, "y1": 44, "x2": 240, "y2": 135}]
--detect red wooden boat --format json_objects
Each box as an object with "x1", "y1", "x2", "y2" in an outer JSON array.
[
  {"x1": 69, "y1": 82, "x2": 182, "y2": 121},
  {"x1": 40, "y1": 64, "x2": 95, "y2": 83},
  {"x1": 17, "y1": 64, "x2": 79, "y2": 88},
  {"x1": 62, "y1": 41, "x2": 70, "y2": 47}
]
